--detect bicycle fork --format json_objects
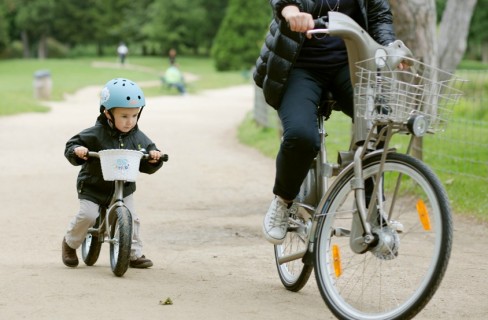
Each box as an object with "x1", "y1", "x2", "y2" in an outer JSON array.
[
  {"x1": 87, "y1": 181, "x2": 128, "y2": 245},
  {"x1": 349, "y1": 146, "x2": 375, "y2": 253},
  {"x1": 349, "y1": 123, "x2": 395, "y2": 254}
]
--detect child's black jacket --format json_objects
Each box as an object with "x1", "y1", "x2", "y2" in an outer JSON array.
[{"x1": 65, "y1": 113, "x2": 163, "y2": 206}]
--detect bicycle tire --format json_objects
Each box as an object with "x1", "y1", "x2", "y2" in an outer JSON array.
[
  {"x1": 81, "y1": 233, "x2": 102, "y2": 266},
  {"x1": 81, "y1": 212, "x2": 104, "y2": 266},
  {"x1": 109, "y1": 206, "x2": 132, "y2": 277},
  {"x1": 274, "y1": 166, "x2": 318, "y2": 292},
  {"x1": 314, "y1": 152, "x2": 452, "y2": 320},
  {"x1": 274, "y1": 224, "x2": 313, "y2": 292}
]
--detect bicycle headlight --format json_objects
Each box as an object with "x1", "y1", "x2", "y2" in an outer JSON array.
[{"x1": 407, "y1": 115, "x2": 428, "y2": 137}]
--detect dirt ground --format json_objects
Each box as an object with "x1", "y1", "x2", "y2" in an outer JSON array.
[{"x1": 0, "y1": 84, "x2": 487, "y2": 319}]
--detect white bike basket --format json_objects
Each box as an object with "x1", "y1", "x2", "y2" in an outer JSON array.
[
  {"x1": 98, "y1": 149, "x2": 143, "y2": 182},
  {"x1": 355, "y1": 57, "x2": 464, "y2": 132}
]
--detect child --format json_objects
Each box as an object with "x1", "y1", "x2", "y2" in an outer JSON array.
[{"x1": 62, "y1": 78, "x2": 164, "y2": 269}]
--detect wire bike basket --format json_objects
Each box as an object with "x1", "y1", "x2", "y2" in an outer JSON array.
[
  {"x1": 98, "y1": 149, "x2": 143, "y2": 182},
  {"x1": 354, "y1": 57, "x2": 464, "y2": 132}
]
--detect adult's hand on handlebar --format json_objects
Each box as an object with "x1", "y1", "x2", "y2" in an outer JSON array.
[
  {"x1": 398, "y1": 61, "x2": 409, "y2": 71},
  {"x1": 387, "y1": 40, "x2": 415, "y2": 71},
  {"x1": 282, "y1": 6, "x2": 314, "y2": 38},
  {"x1": 74, "y1": 146, "x2": 89, "y2": 160}
]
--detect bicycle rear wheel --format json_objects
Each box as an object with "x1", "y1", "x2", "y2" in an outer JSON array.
[
  {"x1": 81, "y1": 233, "x2": 102, "y2": 266},
  {"x1": 109, "y1": 206, "x2": 132, "y2": 277},
  {"x1": 314, "y1": 152, "x2": 452, "y2": 320},
  {"x1": 274, "y1": 205, "x2": 313, "y2": 291},
  {"x1": 81, "y1": 210, "x2": 104, "y2": 266}
]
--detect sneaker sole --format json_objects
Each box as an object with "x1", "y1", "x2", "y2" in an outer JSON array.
[{"x1": 129, "y1": 261, "x2": 153, "y2": 268}]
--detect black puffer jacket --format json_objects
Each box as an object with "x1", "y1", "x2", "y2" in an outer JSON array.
[
  {"x1": 253, "y1": 0, "x2": 397, "y2": 109},
  {"x1": 65, "y1": 113, "x2": 164, "y2": 206}
]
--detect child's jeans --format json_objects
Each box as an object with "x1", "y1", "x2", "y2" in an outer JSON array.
[{"x1": 64, "y1": 194, "x2": 143, "y2": 260}]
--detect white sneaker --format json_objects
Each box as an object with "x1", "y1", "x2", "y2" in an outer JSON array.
[{"x1": 263, "y1": 197, "x2": 290, "y2": 244}]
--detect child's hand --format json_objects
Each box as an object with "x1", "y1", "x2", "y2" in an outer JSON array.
[
  {"x1": 148, "y1": 150, "x2": 162, "y2": 164},
  {"x1": 74, "y1": 146, "x2": 89, "y2": 160}
]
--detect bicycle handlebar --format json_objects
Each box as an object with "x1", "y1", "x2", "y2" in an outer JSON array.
[
  {"x1": 309, "y1": 12, "x2": 416, "y2": 146},
  {"x1": 87, "y1": 150, "x2": 169, "y2": 162},
  {"x1": 309, "y1": 12, "x2": 414, "y2": 86}
]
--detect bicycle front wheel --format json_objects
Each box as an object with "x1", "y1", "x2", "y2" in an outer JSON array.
[
  {"x1": 109, "y1": 206, "x2": 132, "y2": 277},
  {"x1": 314, "y1": 152, "x2": 452, "y2": 320}
]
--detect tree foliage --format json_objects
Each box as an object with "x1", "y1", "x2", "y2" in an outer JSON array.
[
  {"x1": 211, "y1": 0, "x2": 270, "y2": 71},
  {"x1": 0, "y1": 4, "x2": 9, "y2": 52},
  {"x1": 143, "y1": 0, "x2": 207, "y2": 55},
  {"x1": 0, "y1": 0, "x2": 485, "y2": 67},
  {"x1": 466, "y1": 0, "x2": 488, "y2": 62},
  {"x1": 0, "y1": 0, "x2": 230, "y2": 58}
]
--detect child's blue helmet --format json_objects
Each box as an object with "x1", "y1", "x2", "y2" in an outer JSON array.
[{"x1": 100, "y1": 78, "x2": 145, "y2": 110}]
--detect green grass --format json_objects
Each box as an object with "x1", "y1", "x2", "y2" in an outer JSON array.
[
  {"x1": 425, "y1": 120, "x2": 488, "y2": 220},
  {"x1": 238, "y1": 110, "x2": 488, "y2": 221},
  {"x1": 458, "y1": 60, "x2": 488, "y2": 70},
  {"x1": 0, "y1": 56, "x2": 248, "y2": 116},
  {"x1": 238, "y1": 113, "x2": 282, "y2": 158}
]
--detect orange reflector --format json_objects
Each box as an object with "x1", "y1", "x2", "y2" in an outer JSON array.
[
  {"x1": 416, "y1": 200, "x2": 431, "y2": 231},
  {"x1": 332, "y1": 244, "x2": 342, "y2": 277}
]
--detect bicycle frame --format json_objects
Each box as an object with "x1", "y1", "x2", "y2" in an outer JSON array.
[
  {"x1": 86, "y1": 151, "x2": 144, "y2": 245},
  {"x1": 280, "y1": 12, "x2": 415, "y2": 262},
  {"x1": 310, "y1": 12, "x2": 415, "y2": 248}
]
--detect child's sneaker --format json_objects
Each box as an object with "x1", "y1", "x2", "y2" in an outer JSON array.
[
  {"x1": 262, "y1": 197, "x2": 290, "y2": 244},
  {"x1": 129, "y1": 255, "x2": 153, "y2": 268}
]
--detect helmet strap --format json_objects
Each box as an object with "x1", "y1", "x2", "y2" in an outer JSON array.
[
  {"x1": 104, "y1": 109, "x2": 116, "y2": 129},
  {"x1": 137, "y1": 106, "x2": 144, "y2": 121}
]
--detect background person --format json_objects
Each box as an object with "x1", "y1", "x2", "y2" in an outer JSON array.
[
  {"x1": 117, "y1": 42, "x2": 129, "y2": 65},
  {"x1": 162, "y1": 62, "x2": 187, "y2": 95}
]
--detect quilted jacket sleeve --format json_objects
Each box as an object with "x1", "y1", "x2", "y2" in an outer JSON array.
[
  {"x1": 270, "y1": 0, "x2": 304, "y2": 20},
  {"x1": 366, "y1": 0, "x2": 396, "y2": 45}
]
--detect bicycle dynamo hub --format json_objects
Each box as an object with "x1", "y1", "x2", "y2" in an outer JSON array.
[{"x1": 370, "y1": 226, "x2": 400, "y2": 260}]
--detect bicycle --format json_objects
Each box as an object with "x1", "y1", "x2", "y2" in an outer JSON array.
[
  {"x1": 273, "y1": 12, "x2": 464, "y2": 319},
  {"x1": 80, "y1": 149, "x2": 168, "y2": 277}
]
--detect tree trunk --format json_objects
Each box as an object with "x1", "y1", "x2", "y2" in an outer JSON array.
[
  {"x1": 482, "y1": 42, "x2": 488, "y2": 63},
  {"x1": 97, "y1": 42, "x2": 104, "y2": 56},
  {"x1": 390, "y1": 0, "x2": 437, "y2": 160},
  {"x1": 389, "y1": 0, "x2": 477, "y2": 160},
  {"x1": 37, "y1": 34, "x2": 47, "y2": 59},
  {"x1": 21, "y1": 31, "x2": 30, "y2": 58},
  {"x1": 390, "y1": 0, "x2": 437, "y2": 64},
  {"x1": 438, "y1": 0, "x2": 478, "y2": 73}
]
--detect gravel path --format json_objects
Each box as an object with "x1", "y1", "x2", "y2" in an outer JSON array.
[{"x1": 0, "y1": 84, "x2": 487, "y2": 319}]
